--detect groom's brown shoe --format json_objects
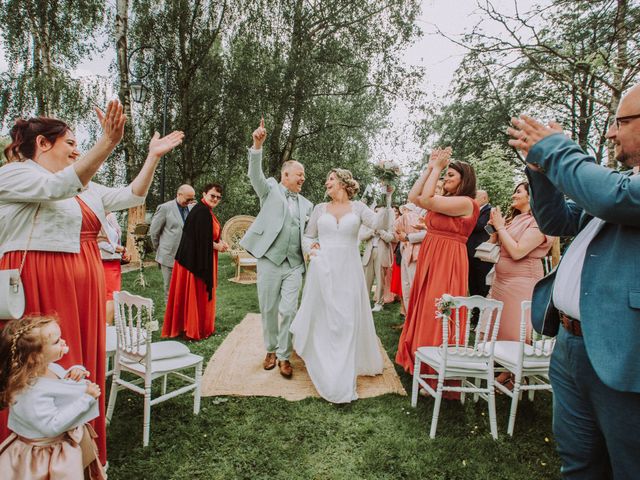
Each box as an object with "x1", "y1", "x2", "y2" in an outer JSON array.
[
  {"x1": 278, "y1": 360, "x2": 293, "y2": 378},
  {"x1": 263, "y1": 352, "x2": 277, "y2": 370}
]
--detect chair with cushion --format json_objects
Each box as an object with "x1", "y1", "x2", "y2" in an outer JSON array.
[
  {"x1": 411, "y1": 294, "x2": 504, "y2": 439},
  {"x1": 106, "y1": 290, "x2": 203, "y2": 446},
  {"x1": 493, "y1": 300, "x2": 555, "y2": 436}
]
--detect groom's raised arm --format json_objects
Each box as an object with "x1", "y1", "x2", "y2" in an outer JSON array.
[{"x1": 247, "y1": 118, "x2": 270, "y2": 200}]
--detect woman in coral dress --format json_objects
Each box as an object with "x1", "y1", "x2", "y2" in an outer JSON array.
[
  {"x1": 396, "y1": 148, "x2": 478, "y2": 398},
  {"x1": 0, "y1": 104, "x2": 184, "y2": 464},
  {"x1": 162, "y1": 183, "x2": 228, "y2": 340}
]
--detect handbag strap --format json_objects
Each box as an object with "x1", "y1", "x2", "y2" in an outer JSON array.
[{"x1": 18, "y1": 204, "x2": 41, "y2": 276}]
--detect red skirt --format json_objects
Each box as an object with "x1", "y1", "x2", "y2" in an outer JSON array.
[
  {"x1": 390, "y1": 262, "x2": 403, "y2": 297},
  {"x1": 162, "y1": 260, "x2": 217, "y2": 340},
  {"x1": 0, "y1": 199, "x2": 107, "y2": 463},
  {"x1": 102, "y1": 259, "x2": 121, "y2": 301}
]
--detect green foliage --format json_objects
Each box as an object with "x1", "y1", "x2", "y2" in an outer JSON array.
[
  {"x1": 467, "y1": 143, "x2": 522, "y2": 212},
  {"x1": 107, "y1": 259, "x2": 561, "y2": 479},
  {"x1": 0, "y1": 0, "x2": 107, "y2": 123}
]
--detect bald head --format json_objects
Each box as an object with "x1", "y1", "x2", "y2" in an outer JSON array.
[
  {"x1": 475, "y1": 189, "x2": 489, "y2": 207},
  {"x1": 176, "y1": 184, "x2": 195, "y2": 207},
  {"x1": 607, "y1": 83, "x2": 640, "y2": 167}
]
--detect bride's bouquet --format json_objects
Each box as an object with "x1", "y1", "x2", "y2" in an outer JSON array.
[{"x1": 373, "y1": 159, "x2": 401, "y2": 185}]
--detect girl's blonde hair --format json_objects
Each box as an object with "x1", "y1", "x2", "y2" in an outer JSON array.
[
  {"x1": 329, "y1": 168, "x2": 360, "y2": 199},
  {"x1": 0, "y1": 315, "x2": 57, "y2": 409}
]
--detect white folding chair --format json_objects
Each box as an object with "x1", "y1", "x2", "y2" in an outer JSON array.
[
  {"x1": 411, "y1": 295, "x2": 504, "y2": 439},
  {"x1": 494, "y1": 300, "x2": 555, "y2": 436},
  {"x1": 105, "y1": 325, "x2": 117, "y2": 378},
  {"x1": 106, "y1": 291, "x2": 203, "y2": 447}
]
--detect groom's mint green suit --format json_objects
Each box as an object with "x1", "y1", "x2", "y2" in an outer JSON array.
[{"x1": 240, "y1": 148, "x2": 313, "y2": 360}]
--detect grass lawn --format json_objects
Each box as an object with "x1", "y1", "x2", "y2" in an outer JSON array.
[{"x1": 107, "y1": 256, "x2": 561, "y2": 479}]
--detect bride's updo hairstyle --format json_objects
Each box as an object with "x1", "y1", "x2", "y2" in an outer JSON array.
[
  {"x1": 330, "y1": 168, "x2": 360, "y2": 199},
  {"x1": 4, "y1": 117, "x2": 71, "y2": 162}
]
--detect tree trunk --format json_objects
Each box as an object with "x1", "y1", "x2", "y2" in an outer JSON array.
[
  {"x1": 608, "y1": 0, "x2": 628, "y2": 168},
  {"x1": 115, "y1": 0, "x2": 145, "y2": 263}
]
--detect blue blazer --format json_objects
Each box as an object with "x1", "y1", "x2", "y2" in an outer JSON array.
[{"x1": 527, "y1": 133, "x2": 640, "y2": 393}]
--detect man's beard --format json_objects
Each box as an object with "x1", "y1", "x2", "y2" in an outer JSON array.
[{"x1": 617, "y1": 149, "x2": 640, "y2": 168}]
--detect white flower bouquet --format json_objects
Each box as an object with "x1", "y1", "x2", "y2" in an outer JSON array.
[{"x1": 373, "y1": 160, "x2": 401, "y2": 185}]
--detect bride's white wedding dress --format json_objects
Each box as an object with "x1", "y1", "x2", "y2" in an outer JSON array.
[{"x1": 290, "y1": 201, "x2": 391, "y2": 403}]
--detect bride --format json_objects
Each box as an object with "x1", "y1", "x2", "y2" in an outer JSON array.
[{"x1": 290, "y1": 168, "x2": 393, "y2": 403}]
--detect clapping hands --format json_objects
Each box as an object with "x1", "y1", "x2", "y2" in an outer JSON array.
[
  {"x1": 489, "y1": 206, "x2": 506, "y2": 230},
  {"x1": 507, "y1": 115, "x2": 563, "y2": 167},
  {"x1": 428, "y1": 147, "x2": 452, "y2": 171},
  {"x1": 252, "y1": 117, "x2": 267, "y2": 150}
]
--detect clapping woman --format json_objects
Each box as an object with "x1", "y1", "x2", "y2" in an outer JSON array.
[
  {"x1": 396, "y1": 148, "x2": 479, "y2": 398},
  {"x1": 0, "y1": 101, "x2": 184, "y2": 463}
]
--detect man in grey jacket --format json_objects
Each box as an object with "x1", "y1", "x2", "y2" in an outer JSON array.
[{"x1": 149, "y1": 184, "x2": 196, "y2": 299}]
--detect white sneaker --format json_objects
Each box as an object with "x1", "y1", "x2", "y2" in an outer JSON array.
[{"x1": 372, "y1": 304, "x2": 383, "y2": 312}]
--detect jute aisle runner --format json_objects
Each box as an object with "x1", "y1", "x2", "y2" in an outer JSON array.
[{"x1": 201, "y1": 313, "x2": 406, "y2": 400}]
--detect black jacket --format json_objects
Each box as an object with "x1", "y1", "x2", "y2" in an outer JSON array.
[{"x1": 466, "y1": 203, "x2": 492, "y2": 258}]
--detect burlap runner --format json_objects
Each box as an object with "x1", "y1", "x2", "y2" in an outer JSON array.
[{"x1": 201, "y1": 313, "x2": 406, "y2": 401}]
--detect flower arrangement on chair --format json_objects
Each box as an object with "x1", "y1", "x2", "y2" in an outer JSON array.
[{"x1": 132, "y1": 223, "x2": 150, "y2": 288}]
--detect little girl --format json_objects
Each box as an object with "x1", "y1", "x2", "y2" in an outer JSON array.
[{"x1": 0, "y1": 315, "x2": 106, "y2": 479}]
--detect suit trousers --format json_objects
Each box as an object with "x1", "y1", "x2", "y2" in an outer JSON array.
[
  {"x1": 467, "y1": 256, "x2": 492, "y2": 298},
  {"x1": 400, "y1": 259, "x2": 417, "y2": 309},
  {"x1": 364, "y1": 247, "x2": 385, "y2": 305},
  {"x1": 256, "y1": 257, "x2": 303, "y2": 360},
  {"x1": 550, "y1": 327, "x2": 640, "y2": 480},
  {"x1": 160, "y1": 264, "x2": 173, "y2": 301}
]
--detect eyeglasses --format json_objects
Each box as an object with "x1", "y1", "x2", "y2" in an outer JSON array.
[
  {"x1": 614, "y1": 113, "x2": 640, "y2": 129},
  {"x1": 207, "y1": 193, "x2": 222, "y2": 200}
]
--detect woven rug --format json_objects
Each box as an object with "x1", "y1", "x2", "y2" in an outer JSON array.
[{"x1": 201, "y1": 313, "x2": 406, "y2": 401}]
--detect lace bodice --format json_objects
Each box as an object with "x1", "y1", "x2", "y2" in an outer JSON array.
[{"x1": 303, "y1": 201, "x2": 392, "y2": 253}]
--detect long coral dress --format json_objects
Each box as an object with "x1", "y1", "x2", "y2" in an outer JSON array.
[
  {"x1": 0, "y1": 199, "x2": 108, "y2": 464},
  {"x1": 162, "y1": 210, "x2": 220, "y2": 340},
  {"x1": 488, "y1": 213, "x2": 554, "y2": 342},
  {"x1": 396, "y1": 201, "x2": 479, "y2": 397}
]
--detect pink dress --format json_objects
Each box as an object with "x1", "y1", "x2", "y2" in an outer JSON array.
[{"x1": 489, "y1": 213, "x2": 554, "y2": 342}]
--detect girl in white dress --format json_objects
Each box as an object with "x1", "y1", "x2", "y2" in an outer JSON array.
[
  {"x1": 290, "y1": 168, "x2": 393, "y2": 403},
  {"x1": 0, "y1": 315, "x2": 106, "y2": 479}
]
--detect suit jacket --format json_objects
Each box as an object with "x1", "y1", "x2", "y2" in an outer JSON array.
[
  {"x1": 239, "y1": 149, "x2": 313, "y2": 267},
  {"x1": 527, "y1": 133, "x2": 640, "y2": 393},
  {"x1": 466, "y1": 203, "x2": 492, "y2": 258},
  {"x1": 150, "y1": 199, "x2": 189, "y2": 267},
  {"x1": 359, "y1": 213, "x2": 395, "y2": 267}
]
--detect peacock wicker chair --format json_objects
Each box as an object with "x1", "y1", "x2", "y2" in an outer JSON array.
[{"x1": 221, "y1": 215, "x2": 257, "y2": 284}]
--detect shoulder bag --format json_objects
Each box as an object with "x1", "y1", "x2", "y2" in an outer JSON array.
[{"x1": 0, "y1": 204, "x2": 40, "y2": 319}]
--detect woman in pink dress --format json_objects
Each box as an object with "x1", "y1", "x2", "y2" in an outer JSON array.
[{"x1": 485, "y1": 181, "x2": 554, "y2": 388}]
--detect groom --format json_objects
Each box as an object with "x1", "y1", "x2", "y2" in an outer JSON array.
[{"x1": 240, "y1": 119, "x2": 313, "y2": 378}]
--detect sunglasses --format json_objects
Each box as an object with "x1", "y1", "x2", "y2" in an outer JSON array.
[{"x1": 614, "y1": 113, "x2": 640, "y2": 129}]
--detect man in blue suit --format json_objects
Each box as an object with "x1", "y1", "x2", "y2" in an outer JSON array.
[{"x1": 507, "y1": 84, "x2": 640, "y2": 479}]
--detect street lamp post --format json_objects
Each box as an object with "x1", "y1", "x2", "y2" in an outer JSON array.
[{"x1": 128, "y1": 46, "x2": 171, "y2": 203}]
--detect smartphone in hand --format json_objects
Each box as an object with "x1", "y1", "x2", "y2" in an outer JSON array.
[{"x1": 484, "y1": 224, "x2": 497, "y2": 235}]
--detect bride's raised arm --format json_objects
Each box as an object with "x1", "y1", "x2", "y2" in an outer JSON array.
[
  {"x1": 302, "y1": 203, "x2": 324, "y2": 255},
  {"x1": 356, "y1": 187, "x2": 393, "y2": 231}
]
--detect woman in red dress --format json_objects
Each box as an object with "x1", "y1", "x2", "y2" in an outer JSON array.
[
  {"x1": 0, "y1": 103, "x2": 184, "y2": 464},
  {"x1": 162, "y1": 183, "x2": 229, "y2": 340},
  {"x1": 396, "y1": 148, "x2": 478, "y2": 398}
]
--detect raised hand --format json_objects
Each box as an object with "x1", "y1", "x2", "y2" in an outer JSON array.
[
  {"x1": 148, "y1": 130, "x2": 185, "y2": 159},
  {"x1": 95, "y1": 100, "x2": 127, "y2": 147},
  {"x1": 489, "y1": 206, "x2": 506, "y2": 230},
  {"x1": 428, "y1": 147, "x2": 452, "y2": 171},
  {"x1": 252, "y1": 117, "x2": 267, "y2": 150},
  {"x1": 507, "y1": 115, "x2": 563, "y2": 163}
]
